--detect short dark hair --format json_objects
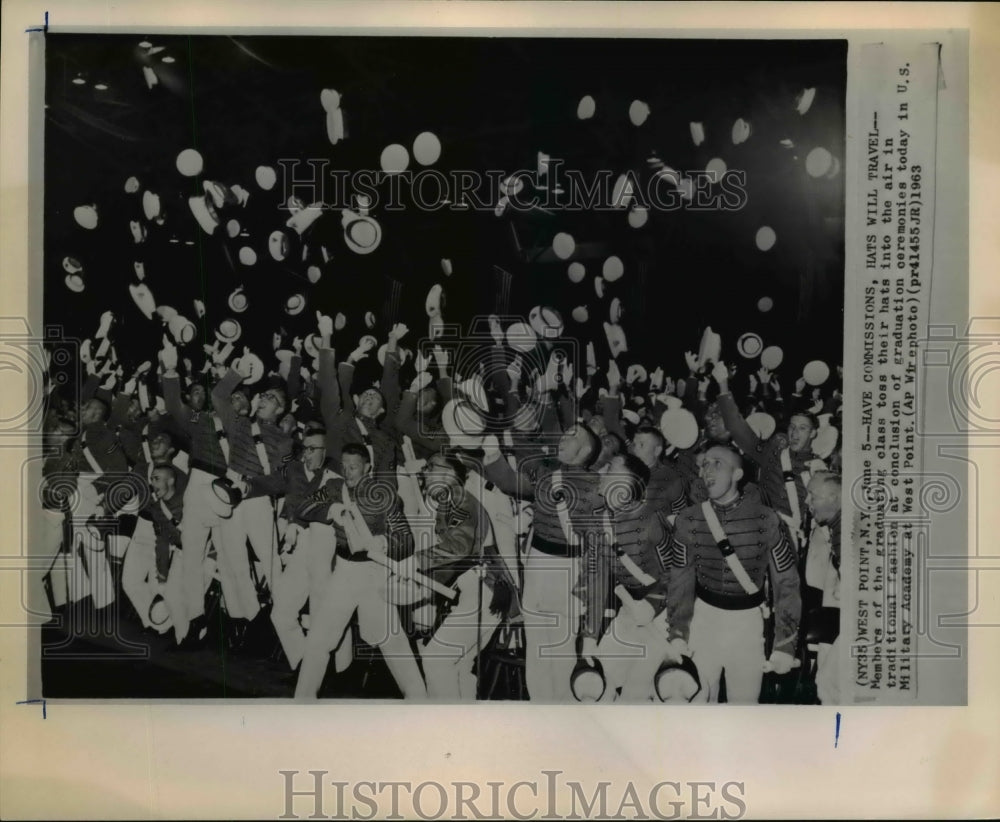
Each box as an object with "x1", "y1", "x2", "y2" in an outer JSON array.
[
  {"x1": 790, "y1": 411, "x2": 819, "y2": 431},
  {"x1": 428, "y1": 450, "x2": 468, "y2": 486},
  {"x1": 341, "y1": 442, "x2": 371, "y2": 464},
  {"x1": 634, "y1": 426, "x2": 666, "y2": 453},
  {"x1": 266, "y1": 385, "x2": 288, "y2": 412},
  {"x1": 86, "y1": 397, "x2": 110, "y2": 420},
  {"x1": 151, "y1": 462, "x2": 180, "y2": 485},
  {"x1": 151, "y1": 429, "x2": 176, "y2": 448}
]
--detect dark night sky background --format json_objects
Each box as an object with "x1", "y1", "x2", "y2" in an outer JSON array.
[{"x1": 44, "y1": 34, "x2": 846, "y2": 389}]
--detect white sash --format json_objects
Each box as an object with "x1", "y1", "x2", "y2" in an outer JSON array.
[
  {"x1": 250, "y1": 420, "x2": 271, "y2": 474},
  {"x1": 779, "y1": 447, "x2": 805, "y2": 531},
  {"x1": 550, "y1": 468, "x2": 578, "y2": 548},
  {"x1": 158, "y1": 496, "x2": 180, "y2": 528},
  {"x1": 700, "y1": 501, "x2": 760, "y2": 597},
  {"x1": 212, "y1": 414, "x2": 230, "y2": 464},
  {"x1": 604, "y1": 509, "x2": 656, "y2": 587},
  {"x1": 80, "y1": 433, "x2": 103, "y2": 474},
  {"x1": 140, "y1": 425, "x2": 153, "y2": 481},
  {"x1": 355, "y1": 417, "x2": 376, "y2": 467}
]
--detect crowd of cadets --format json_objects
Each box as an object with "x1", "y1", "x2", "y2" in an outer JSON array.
[{"x1": 39, "y1": 312, "x2": 844, "y2": 703}]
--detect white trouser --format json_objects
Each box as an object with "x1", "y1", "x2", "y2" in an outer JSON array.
[
  {"x1": 122, "y1": 519, "x2": 184, "y2": 633},
  {"x1": 57, "y1": 475, "x2": 116, "y2": 609},
  {"x1": 688, "y1": 598, "x2": 765, "y2": 704},
  {"x1": 816, "y1": 636, "x2": 840, "y2": 705},
  {"x1": 270, "y1": 522, "x2": 336, "y2": 670},
  {"x1": 217, "y1": 495, "x2": 278, "y2": 620},
  {"x1": 179, "y1": 469, "x2": 226, "y2": 638},
  {"x1": 420, "y1": 569, "x2": 500, "y2": 701},
  {"x1": 520, "y1": 550, "x2": 583, "y2": 702},
  {"x1": 40, "y1": 508, "x2": 66, "y2": 616},
  {"x1": 295, "y1": 559, "x2": 426, "y2": 700},
  {"x1": 597, "y1": 607, "x2": 673, "y2": 702},
  {"x1": 122, "y1": 518, "x2": 158, "y2": 628}
]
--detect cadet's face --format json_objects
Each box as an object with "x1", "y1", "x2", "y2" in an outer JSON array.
[
  {"x1": 341, "y1": 453, "x2": 368, "y2": 487},
  {"x1": 588, "y1": 416, "x2": 608, "y2": 438},
  {"x1": 557, "y1": 425, "x2": 593, "y2": 466},
  {"x1": 150, "y1": 434, "x2": 173, "y2": 460},
  {"x1": 423, "y1": 456, "x2": 461, "y2": 503},
  {"x1": 358, "y1": 390, "x2": 384, "y2": 419},
  {"x1": 301, "y1": 437, "x2": 326, "y2": 472},
  {"x1": 150, "y1": 469, "x2": 173, "y2": 499},
  {"x1": 231, "y1": 391, "x2": 250, "y2": 417},
  {"x1": 806, "y1": 479, "x2": 840, "y2": 524},
  {"x1": 256, "y1": 390, "x2": 284, "y2": 422},
  {"x1": 417, "y1": 387, "x2": 438, "y2": 416},
  {"x1": 188, "y1": 385, "x2": 206, "y2": 411},
  {"x1": 629, "y1": 432, "x2": 662, "y2": 467},
  {"x1": 704, "y1": 405, "x2": 729, "y2": 443},
  {"x1": 788, "y1": 415, "x2": 817, "y2": 452},
  {"x1": 699, "y1": 447, "x2": 741, "y2": 500},
  {"x1": 80, "y1": 399, "x2": 105, "y2": 426}
]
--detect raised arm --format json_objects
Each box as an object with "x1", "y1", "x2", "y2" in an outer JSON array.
[
  {"x1": 161, "y1": 373, "x2": 193, "y2": 434},
  {"x1": 712, "y1": 362, "x2": 766, "y2": 461},
  {"x1": 210, "y1": 367, "x2": 245, "y2": 431},
  {"x1": 318, "y1": 348, "x2": 342, "y2": 428}
]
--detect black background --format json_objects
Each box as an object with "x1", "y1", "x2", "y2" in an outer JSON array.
[{"x1": 45, "y1": 34, "x2": 846, "y2": 385}]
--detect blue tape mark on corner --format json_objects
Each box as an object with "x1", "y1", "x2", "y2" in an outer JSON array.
[
  {"x1": 25, "y1": 10, "x2": 48, "y2": 33},
  {"x1": 834, "y1": 711, "x2": 841, "y2": 748},
  {"x1": 16, "y1": 698, "x2": 47, "y2": 719}
]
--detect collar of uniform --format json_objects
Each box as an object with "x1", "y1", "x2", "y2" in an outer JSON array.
[
  {"x1": 710, "y1": 493, "x2": 743, "y2": 515},
  {"x1": 827, "y1": 509, "x2": 842, "y2": 533}
]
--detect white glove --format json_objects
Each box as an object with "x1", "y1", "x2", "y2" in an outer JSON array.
[
  {"x1": 213, "y1": 342, "x2": 234, "y2": 365},
  {"x1": 95, "y1": 311, "x2": 115, "y2": 340},
  {"x1": 506, "y1": 355, "x2": 523, "y2": 387},
  {"x1": 234, "y1": 347, "x2": 254, "y2": 379},
  {"x1": 160, "y1": 337, "x2": 178, "y2": 371},
  {"x1": 432, "y1": 344, "x2": 449, "y2": 371},
  {"x1": 649, "y1": 367, "x2": 665, "y2": 391},
  {"x1": 668, "y1": 637, "x2": 689, "y2": 662},
  {"x1": 712, "y1": 360, "x2": 729, "y2": 387},
  {"x1": 388, "y1": 322, "x2": 409, "y2": 343},
  {"x1": 606, "y1": 359, "x2": 622, "y2": 393},
  {"x1": 409, "y1": 371, "x2": 433, "y2": 393},
  {"x1": 482, "y1": 434, "x2": 502, "y2": 464},
  {"x1": 765, "y1": 650, "x2": 796, "y2": 675},
  {"x1": 316, "y1": 311, "x2": 333, "y2": 338}
]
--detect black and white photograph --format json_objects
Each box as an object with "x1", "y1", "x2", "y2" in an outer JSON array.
[
  {"x1": 0, "y1": 2, "x2": 989, "y2": 820},
  {"x1": 36, "y1": 32, "x2": 849, "y2": 703}
]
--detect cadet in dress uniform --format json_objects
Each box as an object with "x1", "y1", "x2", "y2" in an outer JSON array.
[
  {"x1": 712, "y1": 363, "x2": 823, "y2": 549},
  {"x1": 295, "y1": 443, "x2": 426, "y2": 700},
  {"x1": 162, "y1": 361, "x2": 229, "y2": 645},
  {"x1": 414, "y1": 452, "x2": 518, "y2": 701},
  {"x1": 245, "y1": 428, "x2": 342, "y2": 671},
  {"x1": 805, "y1": 472, "x2": 842, "y2": 705},
  {"x1": 318, "y1": 330, "x2": 402, "y2": 476},
  {"x1": 578, "y1": 453, "x2": 675, "y2": 701},
  {"x1": 213, "y1": 368, "x2": 294, "y2": 637},
  {"x1": 627, "y1": 427, "x2": 687, "y2": 517},
  {"x1": 666, "y1": 445, "x2": 801, "y2": 703},
  {"x1": 483, "y1": 423, "x2": 604, "y2": 702}
]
